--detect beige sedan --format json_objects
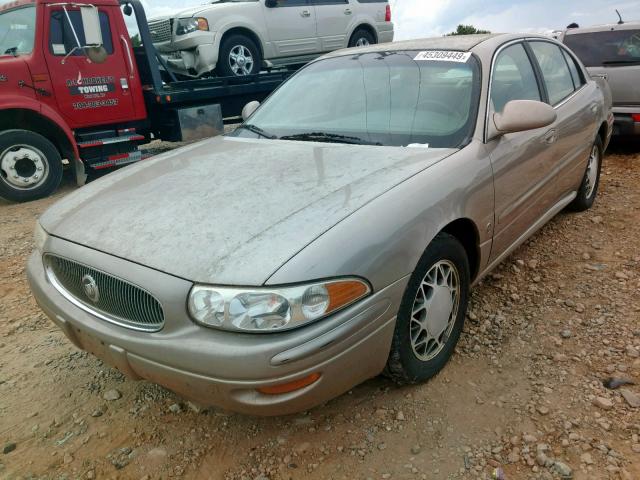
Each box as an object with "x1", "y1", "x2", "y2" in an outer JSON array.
[{"x1": 29, "y1": 34, "x2": 612, "y2": 415}]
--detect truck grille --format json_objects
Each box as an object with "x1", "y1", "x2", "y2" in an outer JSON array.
[
  {"x1": 45, "y1": 255, "x2": 165, "y2": 332},
  {"x1": 148, "y1": 19, "x2": 173, "y2": 43}
]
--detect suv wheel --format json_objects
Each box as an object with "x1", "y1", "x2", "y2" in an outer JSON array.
[
  {"x1": 217, "y1": 34, "x2": 262, "y2": 77},
  {"x1": 0, "y1": 130, "x2": 63, "y2": 203},
  {"x1": 349, "y1": 28, "x2": 376, "y2": 48},
  {"x1": 385, "y1": 233, "x2": 470, "y2": 384}
]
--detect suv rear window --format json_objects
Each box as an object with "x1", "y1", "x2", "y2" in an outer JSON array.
[{"x1": 564, "y1": 29, "x2": 640, "y2": 67}]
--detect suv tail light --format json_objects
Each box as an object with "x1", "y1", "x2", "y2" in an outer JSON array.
[
  {"x1": 632, "y1": 113, "x2": 640, "y2": 122},
  {"x1": 385, "y1": 4, "x2": 392, "y2": 22}
]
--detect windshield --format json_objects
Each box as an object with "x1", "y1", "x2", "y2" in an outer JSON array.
[
  {"x1": 0, "y1": 6, "x2": 36, "y2": 56},
  {"x1": 232, "y1": 51, "x2": 481, "y2": 148},
  {"x1": 564, "y1": 29, "x2": 640, "y2": 66}
]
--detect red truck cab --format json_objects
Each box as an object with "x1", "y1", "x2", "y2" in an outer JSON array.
[{"x1": 0, "y1": 0, "x2": 147, "y2": 202}]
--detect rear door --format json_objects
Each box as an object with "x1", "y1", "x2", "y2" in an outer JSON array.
[
  {"x1": 262, "y1": 0, "x2": 320, "y2": 57},
  {"x1": 311, "y1": 0, "x2": 352, "y2": 51},
  {"x1": 486, "y1": 42, "x2": 560, "y2": 260},
  {"x1": 43, "y1": 5, "x2": 138, "y2": 127},
  {"x1": 527, "y1": 40, "x2": 597, "y2": 199}
]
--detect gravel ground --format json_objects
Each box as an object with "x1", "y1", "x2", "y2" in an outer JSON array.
[{"x1": 0, "y1": 139, "x2": 638, "y2": 480}]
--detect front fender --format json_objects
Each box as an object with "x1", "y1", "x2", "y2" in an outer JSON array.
[
  {"x1": 266, "y1": 142, "x2": 495, "y2": 291},
  {"x1": 0, "y1": 95, "x2": 79, "y2": 161}
]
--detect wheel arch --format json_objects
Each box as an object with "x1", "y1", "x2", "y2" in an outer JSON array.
[
  {"x1": 219, "y1": 26, "x2": 265, "y2": 59},
  {"x1": 439, "y1": 218, "x2": 481, "y2": 282},
  {"x1": 349, "y1": 23, "x2": 378, "y2": 44},
  {"x1": 596, "y1": 121, "x2": 609, "y2": 149},
  {"x1": 0, "y1": 108, "x2": 76, "y2": 165}
]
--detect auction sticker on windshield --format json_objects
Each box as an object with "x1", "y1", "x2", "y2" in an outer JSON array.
[{"x1": 414, "y1": 51, "x2": 472, "y2": 62}]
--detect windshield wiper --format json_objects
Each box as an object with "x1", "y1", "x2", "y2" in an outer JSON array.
[
  {"x1": 280, "y1": 132, "x2": 382, "y2": 146},
  {"x1": 601, "y1": 59, "x2": 640, "y2": 65},
  {"x1": 237, "y1": 124, "x2": 277, "y2": 139}
]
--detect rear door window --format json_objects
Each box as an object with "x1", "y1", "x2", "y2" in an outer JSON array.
[
  {"x1": 490, "y1": 43, "x2": 541, "y2": 112},
  {"x1": 529, "y1": 41, "x2": 575, "y2": 105},
  {"x1": 563, "y1": 29, "x2": 640, "y2": 67},
  {"x1": 49, "y1": 10, "x2": 114, "y2": 56},
  {"x1": 561, "y1": 49, "x2": 585, "y2": 89}
]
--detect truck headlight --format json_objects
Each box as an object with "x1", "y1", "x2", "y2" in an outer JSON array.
[
  {"x1": 34, "y1": 222, "x2": 48, "y2": 253},
  {"x1": 176, "y1": 17, "x2": 209, "y2": 36},
  {"x1": 188, "y1": 279, "x2": 371, "y2": 332}
]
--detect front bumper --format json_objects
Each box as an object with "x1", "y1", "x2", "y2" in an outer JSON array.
[
  {"x1": 27, "y1": 237, "x2": 406, "y2": 416},
  {"x1": 155, "y1": 31, "x2": 218, "y2": 77}
]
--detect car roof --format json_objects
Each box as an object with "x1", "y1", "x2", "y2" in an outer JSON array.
[
  {"x1": 320, "y1": 33, "x2": 552, "y2": 60},
  {"x1": 564, "y1": 21, "x2": 640, "y2": 34}
]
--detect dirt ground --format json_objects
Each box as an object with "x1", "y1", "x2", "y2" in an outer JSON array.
[{"x1": 0, "y1": 139, "x2": 639, "y2": 480}]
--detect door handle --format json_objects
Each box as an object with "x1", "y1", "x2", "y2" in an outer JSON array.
[
  {"x1": 344, "y1": 8, "x2": 352, "y2": 15},
  {"x1": 301, "y1": 9, "x2": 311, "y2": 17},
  {"x1": 543, "y1": 129, "x2": 558, "y2": 144},
  {"x1": 120, "y1": 35, "x2": 135, "y2": 79}
]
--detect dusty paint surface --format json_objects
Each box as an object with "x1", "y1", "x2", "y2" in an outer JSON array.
[{"x1": 40, "y1": 136, "x2": 454, "y2": 285}]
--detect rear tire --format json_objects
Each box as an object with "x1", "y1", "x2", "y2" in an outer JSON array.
[
  {"x1": 567, "y1": 136, "x2": 603, "y2": 212},
  {"x1": 0, "y1": 130, "x2": 63, "y2": 203},
  {"x1": 348, "y1": 28, "x2": 376, "y2": 48},
  {"x1": 385, "y1": 233, "x2": 470, "y2": 384},
  {"x1": 217, "y1": 34, "x2": 262, "y2": 77}
]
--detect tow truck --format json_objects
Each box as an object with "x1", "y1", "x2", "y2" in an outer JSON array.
[{"x1": 0, "y1": 0, "x2": 292, "y2": 202}]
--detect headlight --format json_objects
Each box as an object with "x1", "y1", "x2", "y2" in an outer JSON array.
[
  {"x1": 188, "y1": 279, "x2": 371, "y2": 332},
  {"x1": 175, "y1": 17, "x2": 209, "y2": 36},
  {"x1": 34, "y1": 222, "x2": 48, "y2": 253}
]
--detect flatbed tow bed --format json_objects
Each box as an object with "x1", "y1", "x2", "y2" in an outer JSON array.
[{"x1": 0, "y1": 0, "x2": 296, "y2": 202}]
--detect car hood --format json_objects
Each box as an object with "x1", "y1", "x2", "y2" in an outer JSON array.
[
  {"x1": 149, "y1": 2, "x2": 240, "y2": 21},
  {"x1": 41, "y1": 136, "x2": 455, "y2": 285}
]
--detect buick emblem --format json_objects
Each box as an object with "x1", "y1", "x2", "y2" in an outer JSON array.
[{"x1": 81, "y1": 274, "x2": 100, "y2": 303}]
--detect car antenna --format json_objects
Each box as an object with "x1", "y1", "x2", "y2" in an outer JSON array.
[{"x1": 615, "y1": 9, "x2": 624, "y2": 25}]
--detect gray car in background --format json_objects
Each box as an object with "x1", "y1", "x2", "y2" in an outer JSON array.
[
  {"x1": 563, "y1": 21, "x2": 640, "y2": 136},
  {"x1": 28, "y1": 34, "x2": 612, "y2": 415}
]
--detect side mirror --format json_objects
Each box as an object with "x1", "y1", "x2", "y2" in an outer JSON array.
[
  {"x1": 265, "y1": 0, "x2": 278, "y2": 8},
  {"x1": 492, "y1": 100, "x2": 556, "y2": 136},
  {"x1": 123, "y1": 4, "x2": 133, "y2": 16},
  {"x1": 80, "y1": 6, "x2": 103, "y2": 48},
  {"x1": 242, "y1": 101, "x2": 260, "y2": 121}
]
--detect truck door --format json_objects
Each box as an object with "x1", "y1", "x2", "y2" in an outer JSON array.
[{"x1": 43, "y1": 5, "x2": 141, "y2": 128}]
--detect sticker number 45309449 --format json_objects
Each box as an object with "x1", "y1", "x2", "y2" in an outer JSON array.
[{"x1": 414, "y1": 51, "x2": 472, "y2": 63}]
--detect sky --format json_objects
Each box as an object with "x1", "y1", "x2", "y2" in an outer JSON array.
[{"x1": 132, "y1": 0, "x2": 640, "y2": 38}]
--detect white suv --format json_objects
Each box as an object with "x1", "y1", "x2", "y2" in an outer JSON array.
[{"x1": 147, "y1": 0, "x2": 394, "y2": 78}]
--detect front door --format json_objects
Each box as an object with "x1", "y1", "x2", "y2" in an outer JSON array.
[
  {"x1": 262, "y1": 0, "x2": 319, "y2": 57},
  {"x1": 487, "y1": 41, "x2": 561, "y2": 260},
  {"x1": 43, "y1": 5, "x2": 138, "y2": 128},
  {"x1": 311, "y1": 0, "x2": 352, "y2": 51}
]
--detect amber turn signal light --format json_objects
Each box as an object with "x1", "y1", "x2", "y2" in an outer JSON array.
[{"x1": 257, "y1": 373, "x2": 321, "y2": 395}]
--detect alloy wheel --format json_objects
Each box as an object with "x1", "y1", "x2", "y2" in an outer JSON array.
[{"x1": 228, "y1": 45, "x2": 255, "y2": 76}]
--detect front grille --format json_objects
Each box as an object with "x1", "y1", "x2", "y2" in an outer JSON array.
[
  {"x1": 148, "y1": 19, "x2": 172, "y2": 43},
  {"x1": 45, "y1": 255, "x2": 165, "y2": 332}
]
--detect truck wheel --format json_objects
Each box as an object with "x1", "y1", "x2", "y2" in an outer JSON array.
[
  {"x1": 217, "y1": 34, "x2": 262, "y2": 77},
  {"x1": 0, "y1": 130, "x2": 63, "y2": 203},
  {"x1": 349, "y1": 28, "x2": 376, "y2": 48}
]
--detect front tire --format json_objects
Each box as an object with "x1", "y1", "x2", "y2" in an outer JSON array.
[
  {"x1": 567, "y1": 136, "x2": 603, "y2": 212},
  {"x1": 217, "y1": 34, "x2": 262, "y2": 77},
  {"x1": 348, "y1": 28, "x2": 376, "y2": 48},
  {"x1": 385, "y1": 233, "x2": 470, "y2": 384},
  {"x1": 0, "y1": 130, "x2": 63, "y2": 203}
]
